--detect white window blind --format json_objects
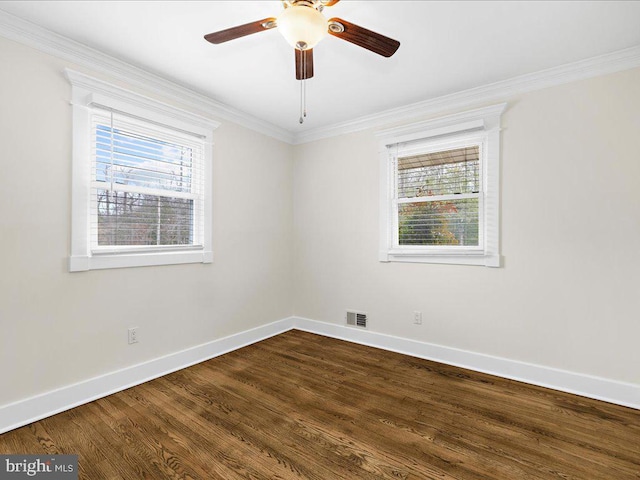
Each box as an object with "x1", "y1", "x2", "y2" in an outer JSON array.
[
  {"x1": 90, "y1": 110, "x2": 205, "y2": 253},
  {"x1": 396, "y1": 145, "x2": 482, "y2": 247}
]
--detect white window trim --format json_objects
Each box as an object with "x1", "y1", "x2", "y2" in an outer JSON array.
[
  {"x1": 377, "y1": 103, "x2": 506, "y2": 267},
  {"x1": 66, "y1": 69, "x2": 220, "y2": 272}
]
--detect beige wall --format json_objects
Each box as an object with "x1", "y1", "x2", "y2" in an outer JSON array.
[
  {"x1": 0, "y1": 37, "x2": 294, "y2": 406},
  {"x1": 292, "y1": 67, "x2": 640, "y2": 385},
  {"x1": 2, "y1": 33, "x2": 639, "y2": 410}
]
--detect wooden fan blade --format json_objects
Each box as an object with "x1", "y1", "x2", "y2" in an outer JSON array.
[
  {"x1": 327, "y1": 18, "x2": 400, "y2": 57},
  {"x1": 204, "y1": 17, "x2": 277, "y2": 44},
  {"x1": 295, "y1": 49, "x2": 314, "y2": 80},
  {"x1": 323, "y1": 0, "x2": 341, "y2": 6}
]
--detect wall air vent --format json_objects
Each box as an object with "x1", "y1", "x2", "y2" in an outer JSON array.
[{"x1": 346, "y1": 310, "x2": 367, "y2": 328}]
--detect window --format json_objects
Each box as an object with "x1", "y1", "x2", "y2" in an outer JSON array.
[
  {"x1": 378, "y1": 103, "x2": 506, "y2": 267},
  {"x1": 67, "y1": 69, "x2": 219, "y2": 271}
]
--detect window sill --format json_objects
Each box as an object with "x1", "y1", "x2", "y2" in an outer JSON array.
[
  {"x1": 69, "y1": 249, "x2": 213, "y2": 272},
  {"x1": 380, "y1": 251, "x2": 501, "y2": 267}
]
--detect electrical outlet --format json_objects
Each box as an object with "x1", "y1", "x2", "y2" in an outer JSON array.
[
  {"x1": 413, "y1": 311, "x2": 422, "y2": 325},
  {"x1": 128, "y1": 327, "x2": 139, "y2": 344}
]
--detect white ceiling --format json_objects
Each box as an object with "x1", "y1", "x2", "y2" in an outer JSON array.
[{"x1": 2, "y1": 1, "x2": 640, "y2": 136}]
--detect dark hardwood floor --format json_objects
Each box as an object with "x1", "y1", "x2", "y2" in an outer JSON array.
[{"x1": 1, "y1": 330, "x2": 639, "y2": 479}]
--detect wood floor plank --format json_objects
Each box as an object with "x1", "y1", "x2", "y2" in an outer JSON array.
[
  {"x1": 265, "y1": 333, "x2": 640, "y2": 475},
  {"x1": 215, "y1": 341, "x2": 562, "y2": 479},
  {"x1": 1, "y1": 330, "x2": 638, "y2": 479}
]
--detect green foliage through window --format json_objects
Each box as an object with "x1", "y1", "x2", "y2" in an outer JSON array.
[{"x1": 397, "y1": 145, "x2": 480, "y2": 246}]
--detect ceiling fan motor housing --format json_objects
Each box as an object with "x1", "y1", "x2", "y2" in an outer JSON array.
[{"x1": 283, "y1": 0, "x2": 325, "y2": 11}]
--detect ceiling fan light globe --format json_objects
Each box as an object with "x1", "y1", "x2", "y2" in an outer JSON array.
[{"x1": 277, "y1": 5, "x2": 327, "y2": 50}]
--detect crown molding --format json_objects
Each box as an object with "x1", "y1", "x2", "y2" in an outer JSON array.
[
  {"x1": 0, "y1": 9, "x2": 295, "y2": 144},
  {"x1": 293, "y1": 44, "x2": 640, "y2": 145},
  {"x1": 2, "y1": 8, "x2": 640, "y2": 146}
]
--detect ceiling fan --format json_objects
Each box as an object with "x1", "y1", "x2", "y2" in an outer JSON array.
[{"x1": 204, "y1": 0, "x2": 400, "y2": 122}]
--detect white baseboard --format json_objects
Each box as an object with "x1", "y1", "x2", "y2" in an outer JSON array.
[
  {"x1": 0, "y1": 318, "x2": 294, "y2": 434},
  {"x1": 292, "y1": 316, "x2": 640, "y2": 410},
  {"x1": 2, "y1": 315, "x2": 638, "y2": 434}
]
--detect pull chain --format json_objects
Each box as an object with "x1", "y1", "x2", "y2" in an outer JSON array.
[
  {"x1": 299, "y1": 49, "x2": 307, "y2": 124},
  {"x1": 299, "y1": 78, "x2": 304, "y2": 124}
]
